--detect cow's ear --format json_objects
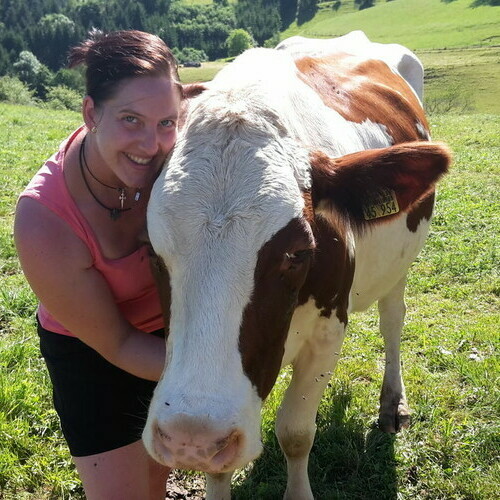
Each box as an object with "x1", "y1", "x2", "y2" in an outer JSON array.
[
  {"x1": 181, "y1": 83, "x2": 207, "y2": 99},
  {"x1": 178, "y1": 84, "x2": 207, "y2": 129},
  {"x1": 310, "y1": 141, "x2": 451, "y2": 226}
]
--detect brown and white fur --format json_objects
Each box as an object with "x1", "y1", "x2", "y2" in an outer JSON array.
[{"x1": 143, "y1": 33, "x2": 451, "y2": 499}]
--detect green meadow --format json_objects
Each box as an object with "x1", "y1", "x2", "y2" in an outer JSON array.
[
  {"x1": 1, "y1": 0, "x2": 499, "y2": 497},
  {"x1": 283, "y1": 0, "x2": 499, "y2": 49},
  {"x1": 1, "y1": 106, "x2": 498, "y2": 500},
  {"x1": 297, "y1": 0, "x2": 500, "y2": 116},
  {"x1": 1, "y1": 110, "x2": 499, "y2": 500},
  {"x1": 179, "y1": 60, "x2": 227, "y2": 85}
]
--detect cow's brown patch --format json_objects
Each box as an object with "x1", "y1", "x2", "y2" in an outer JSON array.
[
  {"x1": 406, "y1": 191, "x2": 435, "y2": 233},
  {"x1": 298, "y1": 214, "x2": 354, "y2": 325},
  {"x1": 295, "y1": 54, "x2": 429, "y2": 143},
  {"x1": 239, "y1": 218, "x2": 315, "y2": 399}
]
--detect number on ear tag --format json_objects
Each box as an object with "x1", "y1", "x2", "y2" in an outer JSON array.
[{"x1": 362, "y1": 188, "x2": 400, "y2": 220}]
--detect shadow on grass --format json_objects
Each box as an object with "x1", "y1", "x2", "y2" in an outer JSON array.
[{"x1": 231, "y1": 387, "x2": 397, "y2": 499}]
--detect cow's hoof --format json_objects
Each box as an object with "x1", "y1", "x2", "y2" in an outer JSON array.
[{"x1": 378, "y1": 402, "x2": 410, "y2": 433}]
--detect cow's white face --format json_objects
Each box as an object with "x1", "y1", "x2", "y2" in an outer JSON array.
[{"x1": 143, "y1": 105, "x2": 312, "y2": 472}]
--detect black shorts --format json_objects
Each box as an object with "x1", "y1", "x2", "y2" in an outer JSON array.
[{"x1": 38, "y1": 320, "x2": 164, "y2": 457}]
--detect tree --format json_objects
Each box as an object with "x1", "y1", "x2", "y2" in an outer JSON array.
[
  {"x1": 13, "y1": 51, "x2": 42, "y2": 85},
  {"x1": 297, "y1": 0, "x2": 319, "y2": 25},
  {"x1": 29, "y1": 14, "x2": 79, "y2": 70},
  {"x1": 73, "y1": 0, "x2": 103, "y2": 32},
  {"x1": 172, "y1": 46, "x2": 207, "y2": 64},
  {"x1": 137, "y1": 0, "x2": 172, "y2": 15},
  {"x1": 52, "y1": 67, "x2": 85, "y2": 94},
  {"x1": 0, "y1": 75, "x2": 35, "y2": 105},
  {"x1": 13, "y1": 50, "x2": 53, "y2": 98},
  {"x1": 0, "y1": 45, "x2": 9, "y2": 75},
  {"x1": 0, "y1": 29, "x2": 26, "y2": 63},
  {"x1": 354, "y1": 0, "x2": 375, "y2": 9},
  {"x1": 165, "y1": 3, "x2": 235, "y2": 60},
  {"x1": 235, "y1": 0, "x2": 281, "y2": 46},
  {"x1": 263, "y1": 32, "x2": 281, "y2": 48},
  {"x1": 280, "y1": 0, "x2": 298, "y2": 29},
  {"x1": 226, "y1": 29, "x2": 254, "y2": 58}
]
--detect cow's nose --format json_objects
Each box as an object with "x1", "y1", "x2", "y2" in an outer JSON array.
[{"x1": 153, "y1": 420, "x2": 242, "y2": 473}]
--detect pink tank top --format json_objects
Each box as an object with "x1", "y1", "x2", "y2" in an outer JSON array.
[{"x1": 19, "y1": 128, "x2": 164, "y2": 336}]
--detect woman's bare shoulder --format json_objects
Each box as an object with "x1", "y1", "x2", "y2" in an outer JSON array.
[{"x1": 15, "y1": 196, "x2": 93, "y2": 273}]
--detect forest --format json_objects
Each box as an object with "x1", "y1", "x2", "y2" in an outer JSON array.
[
  {"x1": 0, "y1": 1, "x2": 319, "y2": 74},
  {"x1": 0, "y1": 0, "x2": 322, "y2": 107},
  {"x1": 2, "y1": 0, "x2": 495, "y2": 109}
]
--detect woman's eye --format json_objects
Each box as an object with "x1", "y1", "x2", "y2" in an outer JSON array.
[
  {"x1": 160, "y1": 119, "x2": 175, "y2": 128},
  {"x1": 124, "y1": 116, "x2": 138, "y2": 124}
]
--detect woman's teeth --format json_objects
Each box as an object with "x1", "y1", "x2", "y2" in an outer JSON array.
[{"x1": 126, "y1": 154, "x2": 151, "y2": 165}]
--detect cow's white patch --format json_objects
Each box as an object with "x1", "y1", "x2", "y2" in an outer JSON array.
[
  {"x1": 350, "y1": 214, "x2": 432, "y2": 312},
  {"x1": 416, "y1": 121, "x2": 431, "y2": 140},
  {"x1": 209, "y1": 48, "x2": 395, "y2": 157},
  {"x1": 277, "y1": 310, "x2": 347, "y2": 499}
]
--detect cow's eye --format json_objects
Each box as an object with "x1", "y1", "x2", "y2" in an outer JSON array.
[
  {"x1": 288, "y1": 249, "x2": 313, "y2": 260},
  {"x1": 280, "y1": 248, "x2": 314, "y2": 288},
  {"x1": 285, "y1": 249, "x2": 313, "y2": 266}
]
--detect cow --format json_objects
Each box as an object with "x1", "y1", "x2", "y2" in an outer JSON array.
[{"x1": 143, "y1": 33, "x2": 451, "y2": 499}]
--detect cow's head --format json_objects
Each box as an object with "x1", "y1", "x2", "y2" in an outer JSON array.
[{"x1": 142, "y1": 86, "x2": 450, "y2": 473}]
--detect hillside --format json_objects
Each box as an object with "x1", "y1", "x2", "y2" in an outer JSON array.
[
  {"x1": 282, "y1": 0, "x2": 499, "y2": 50},
  {"x1": 179, "y1": 0, "x2": 499, "y2": 114}
]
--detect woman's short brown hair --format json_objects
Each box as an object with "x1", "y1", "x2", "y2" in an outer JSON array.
[{"x1": 68, "y1": 29, "x2": 181, "y2": 105}]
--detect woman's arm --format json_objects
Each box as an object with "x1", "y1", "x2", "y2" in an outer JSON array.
[{"x1": 14, "y1": 197, "x2": 166, "y2": 381}]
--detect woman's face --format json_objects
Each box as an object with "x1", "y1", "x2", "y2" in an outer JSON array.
[{"x1": 84, "y1": 75, "x2": 181, "y2": 189}]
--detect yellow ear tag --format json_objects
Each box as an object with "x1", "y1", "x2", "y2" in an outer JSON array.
[{"x1": 362, "y1": 188, "x2": 400, "y2": 220}]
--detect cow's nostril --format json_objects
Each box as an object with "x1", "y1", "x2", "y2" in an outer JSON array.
[
  {"x1": 156, "y1": 425, "x2": 171, "y2": 442},
  {"x1": 210, "y1": 431, "x2": 241, "y2": 468},
  {"x1": 151, "y1": 424, "x2": 175, "y2": 467}
]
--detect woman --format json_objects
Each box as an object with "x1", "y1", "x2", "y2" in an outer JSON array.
[{"x1": 14, "y1": 30, "x2": 181, "y2": 499}]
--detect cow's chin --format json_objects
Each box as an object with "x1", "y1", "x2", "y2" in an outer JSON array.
[{"x1": 142, "y1": 385, "x2": 263, "y2": 474}]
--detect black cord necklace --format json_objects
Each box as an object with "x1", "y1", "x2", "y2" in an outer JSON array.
[
  {"x1": 81, "y1": 136, "x2": 141, "y2": 206},
  {"x1": 79, "y1": 135, "x2": 134, "y2": 221}
]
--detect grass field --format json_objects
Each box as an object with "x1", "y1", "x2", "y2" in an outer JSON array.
[
  {"x1": 1, "y1": 0, "x2": 499, "y2": 496},
  {"x1": 179, "y1": 60, "x2": 227, "y2": 85},
  {"x1": 0, "y1": 105, "x2": 499, "y2": 498},
  {"x1": 284, "y1": 0, "x2": 500, "y2": 49},
  {"x1": 420, "y1": 46, "x2": 500, "y2": 115},
  {"x1": 283, "y1": 0, "x2": 500, "y2": 115}
]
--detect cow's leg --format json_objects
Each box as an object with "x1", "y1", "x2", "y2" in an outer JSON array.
[
  {"x1": 276, "y1": 316, "x2": 346, "y2": 500},
  {"x1": 205, "y1": 471, "x2": 232, "y2": 500},
  {"x1": 378, "y1": 275, "x2": 410, "y2": 433}
]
